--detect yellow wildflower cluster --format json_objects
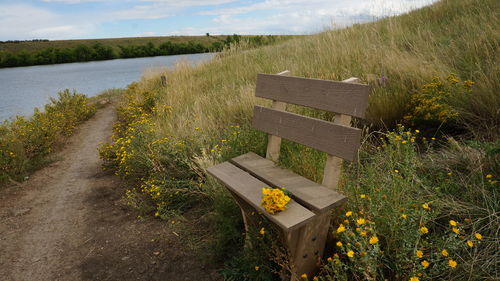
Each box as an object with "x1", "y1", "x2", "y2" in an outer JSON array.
[
  {"x1": 1, "y1": 90, "x2": 95, "y2": 185},
  {"x1": 261, "y1": 187, "x2": 291, "y2": 214},
  {"x1": 404, "y1": 74, "x2": 473, "y2": 125}
]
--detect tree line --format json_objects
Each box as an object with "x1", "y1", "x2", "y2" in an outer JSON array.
[
  {"x1": 0, "y1": 39, "x2": 49, "y2": 44},
  {"x1": 0, "y1": 35, "x2": 286, "y2": 68}
]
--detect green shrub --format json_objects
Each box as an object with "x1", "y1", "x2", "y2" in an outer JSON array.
[{"x1": 0, "y1": 90, "x2": 95, "y2": 185}]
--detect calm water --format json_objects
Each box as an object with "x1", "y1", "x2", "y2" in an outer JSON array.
[{"x1": 0, "y1": 53, "x2": 214, "y2": 122}]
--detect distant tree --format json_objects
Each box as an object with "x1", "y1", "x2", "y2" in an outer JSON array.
[
  {"x1": 16, "y1": 51, "x2": 34, "y2": 66},
  {"x1": 1, "y1": 53, "x2": 20, "y2": 67},
  {"x1": 206, "y1": 33, "x2": 210, "y2": 37},
  {"x1": 210, "y1": 41, "x2": 223, "y2": 52},
  {"x1": 73, "y1": 45, "x2": 94, "y2": 61},
  {"x1": 92, "y1": 43, "x2": 115, "y2": 60}
]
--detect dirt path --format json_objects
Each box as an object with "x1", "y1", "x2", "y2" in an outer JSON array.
[{"x1": 0, "y1": 106, "x2": 221, "y2": 281}]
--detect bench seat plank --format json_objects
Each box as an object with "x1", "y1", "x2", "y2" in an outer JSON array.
[
  {"x1": 207, "y1": 161, "x2": 315, "y2": 232},
  {"x1": 231, "y1": 152, "x2": 347, "y2": 213}
]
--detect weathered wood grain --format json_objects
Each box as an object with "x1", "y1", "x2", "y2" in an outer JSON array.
[
  {"x1": 252, "y1": 106, "x2": 362, "y2": 161},
  {"x1": 321, "y1": 77, "x2": 360, "y2": 190},
  {"x1": 231, "y1": 152, "x2": 346, "y2": 212},
  {"x1": 255, "y1": 74, "x2": 370, "y2": 118},
  {"x1": 207, "y1": 162, "x2": 315, "y2": 232},
  {"x1": 266, "y1": 70, "x2": 290, "y2": 162}
]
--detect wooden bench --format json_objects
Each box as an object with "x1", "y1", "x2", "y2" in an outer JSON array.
[{"x1": 207, "y1": 70, "x2": 370, "y2": 280}]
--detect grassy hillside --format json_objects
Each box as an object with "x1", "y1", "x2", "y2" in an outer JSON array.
[{"x1": 99, "y1": 0, "x2": 499, "y2": 280}]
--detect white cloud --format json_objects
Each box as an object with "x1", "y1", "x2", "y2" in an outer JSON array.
[
  {"x1": 139, "y1": 0, "x2": 235, "y2": 4},
  {"x1": 188, "y1": 0, "x2": 437, "y2": 35},
  {"x1": 41, "y1": 0, "x2": 114, "y2": 3},
  {"x1": 0, "y1": 4, "x2": 95, "y2": 40},
  {"x1": 0, "y1": 0, "x2": 438, "y2": 40},
  {"x1": 137, "y1": 31, "x2": 157, "y2": 36}
]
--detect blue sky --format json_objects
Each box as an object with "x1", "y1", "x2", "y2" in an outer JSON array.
[{"x1": 0, "y1": 0, "x2": 437, "y2": 40}]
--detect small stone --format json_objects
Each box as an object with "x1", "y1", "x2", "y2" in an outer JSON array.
[
  {"x1": 121, "y1": 256, "x2": 130, "y2": 261},
  {"x1": 11, "y1": 208, "x2": 31, "y2": 216},
  {"x1": 153, "y1": 251, "x2": 160, "y2": 255}
]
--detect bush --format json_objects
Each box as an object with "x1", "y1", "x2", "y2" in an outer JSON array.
[
  {"x1": 0, "y1": 90, "x2": 95, "y2": 185},
  {"x1": 403, "y1": 74, "x2": 474, "y2": 132}
]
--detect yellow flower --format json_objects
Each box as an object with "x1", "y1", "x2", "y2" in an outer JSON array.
[
  {"x1": 336, "y1": 224, "x2": 346, "y2": 233},
  {"x1": 421, "y1": 260, "x2": 430, "y2": 268},
  {"x1": 402, "y1": 140, "x2": 407, "y2": 144},
  {"x1": 416, "y1": 250, "x2": 423, "y2": 258},
  {"x1": 360, "y1": 194, "x2": 366, "y2": 199},
  {"x1": 327, "y1": 257, "x2": 333, "y2": 262},
  {"x1": 401, "y1": 214, "x2": 408, "y2": 219},
  {"x1": 301, "y1": 273, "x2": 307, "y2": 279},
  {"x1": 360, "y1": 231, "x2": 367, "y2": 237},
  {"x1": 415, "y1": 130, "x2": 420, "y2": 133},
  {"x1": 261, "y1": 187, "x2": 291, "y2": 214},
  {"x1": 466, "y1": 240, "x2": 474, "y2": 247},
  {"x1": 369, "y1": 236, "x2": 379, "y2": 245},
  {"x1": 452, "y1": 227, "x2": 459, "y2": 234},
  {"x1": 420, "y1": 226, "x2": 429, "y2": 234},
  {"x1": 260, "y1": 227, "x2": 265, "y2": 235},
  {"x1": 356, "y1": 218, "x2": 366, "y2": 225},
  {"x1": 448, "y1": 259, "x2": 457, "y2": 268},
  {"x1": 313, "y1": 277, "x2": 318, "y2": 281},
  {"x1": 336, "y1": 241, "x2": 343, "y2": 247},
  {"x1": 345, "y1": 211, "x2": 353, "y2": 217},
  {"x1": 347, "y1": 251, "x2": 354, "y2": 258},
  {"x1": 449, "y1": 220, "x2": 457, "y2": 226},
  {"x1": 441, "y1": 249, "x2": 449, "y2": 257},
  {"x1": 485, "y1": 174, "x2": 492, "y2": 179},
  {"x1": 394, "y1": 169, "x2": 399, "y2": 173},
  {"x1": 410, "y1": 277, "x2": 420, "y2": 281},
  {"x1": 422, "y1": 203, "x2": 430, "y2": 210},
  {"x1": 255, "y1": 266, "x2": 259, "y2": 271},
  {"x1": 474, "y1": 233, "x2": 483, "y2": 240}
]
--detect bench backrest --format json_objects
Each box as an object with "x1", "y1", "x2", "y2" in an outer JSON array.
[{"x1": 252, "y1": 71, "x2": 370, "y2": 189}]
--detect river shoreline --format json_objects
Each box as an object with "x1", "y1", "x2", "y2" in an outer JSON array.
[{"x1": 0, "y1": 53, "x2": 214, "y2": 122}]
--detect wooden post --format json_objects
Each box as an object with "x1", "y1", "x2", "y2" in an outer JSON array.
[
  {"x1": 160, "y1": 75, "x2": 167, "y2": 87},
  {"x1": 266, "y1": 70, "x2": 290, "y2": 162},
  {"x1": 321, "y1": 77, "x2": 360, "y2": 190}
]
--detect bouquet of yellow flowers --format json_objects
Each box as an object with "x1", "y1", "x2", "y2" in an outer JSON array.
[{"x1": 261, "y1": 187, "x2": 291, "y2": 214}]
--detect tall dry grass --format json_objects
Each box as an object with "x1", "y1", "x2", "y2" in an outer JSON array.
[{"x1": 128, "y1": 0, "x2": 499, "y2": 144}]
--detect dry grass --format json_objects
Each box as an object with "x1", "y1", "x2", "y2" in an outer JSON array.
[{"x1": 131, "y1": 0, "x2": 498, "y2": 144}]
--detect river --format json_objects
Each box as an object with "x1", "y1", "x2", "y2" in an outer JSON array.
[{"x1": 0, "y1": 53, "x2": 214, "y2": 122}]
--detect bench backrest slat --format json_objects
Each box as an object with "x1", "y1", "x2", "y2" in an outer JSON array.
[
  {"x1": 252, "y1": 105, "x2": 362, "y2": 161},
  {"x1": 255, "y1": 74, "x2": 370, "y2": 118}
]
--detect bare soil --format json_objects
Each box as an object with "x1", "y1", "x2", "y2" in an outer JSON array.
[{"x1": 0, "y1": 106, "x2": 221, "y2": 281}]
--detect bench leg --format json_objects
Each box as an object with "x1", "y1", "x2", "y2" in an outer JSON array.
[
  {"x1": 227, "y1": 190, "x2": 332, "y2": 280},
  {"x1": 227, "y1": 190, "x2": 256, "y2": 247},
  {"x1": 284, "y1": 212, "x2": 331, "y2": 280}
]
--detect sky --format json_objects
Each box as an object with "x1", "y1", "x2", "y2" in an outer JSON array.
[{"x1": 0, "y1": 0, "x2": 437, "y2": 41}]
